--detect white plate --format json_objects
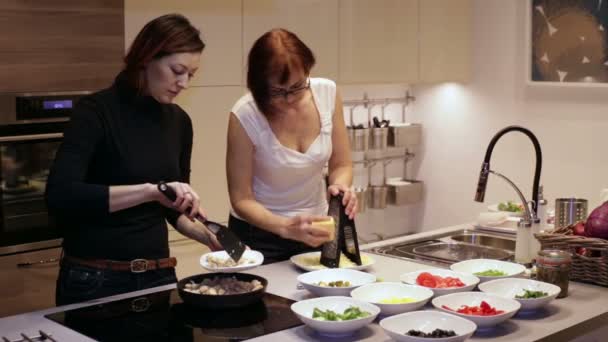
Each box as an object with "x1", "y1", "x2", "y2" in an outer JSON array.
[
  {"x1": 297, "y1": 269, "x2": 376, "y2": 297},
  {"x1": 400, "y1": 269, "x2": 480, "y2": 297},
  {"x1": 290, "y1": 251, "x2": 375, "y2": 272},
  {"x1": 380, "y1": 311, "x2": 477, "y2": 342},
  {"x1": 199, "y1": 250, "x2": 264, "y2": 272},
  {"x1": 350, "y1": 282, "x2": 433, "y2": 316},
  {"x1": 450, "y1": 259, "x2": 526, "y2": 283},
  {"x1": 487, "y1": 203, "x2": 524, "y2": 217},
  {"x1": 432, "y1": 292, "x2": 520, "y2": 328},
  {"x1": 291, "y1": 296, "x2": 380, "y2": 337},
  {"x1": 478, "y1": 278, "x2": 561, "y2": 311}
]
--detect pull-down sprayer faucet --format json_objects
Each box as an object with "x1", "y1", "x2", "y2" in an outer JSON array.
[{"x1": 474, "y1": 126, "x2": 542, "y2": 228}]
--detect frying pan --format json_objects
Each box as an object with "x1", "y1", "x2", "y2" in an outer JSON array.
[{"x1": 177, "y1": 272, "x2": 268, "y2": 309}]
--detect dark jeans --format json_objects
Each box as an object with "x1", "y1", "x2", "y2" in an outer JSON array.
[
  {"x1": 56, "y1": 258, "x2": 177, "y2": 306},
  {"x1": 228, "y1": 214, "x2": 318, "y2": 264}
]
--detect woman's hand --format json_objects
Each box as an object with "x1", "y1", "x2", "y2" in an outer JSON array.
[
  {"x1": 281, "y1": 215, "x2": 333, "y2": 247},
  {"x1": 200, "y1": 225, "x2": 223, "y2": 251},
  {"x1": 327, "y1": 184, "x2": 357, "y2": 219},
  {"x1": 154, "y1": 181, "x2": 205, "y2": 221}
]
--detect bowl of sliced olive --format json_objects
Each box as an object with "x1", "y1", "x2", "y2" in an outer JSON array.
[{"x1": 297, "y1": 268, "x2": 376, "y2": 297}]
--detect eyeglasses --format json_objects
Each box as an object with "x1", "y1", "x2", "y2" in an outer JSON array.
[{"x1": 268, "y1": 78, "x2": 310, "y2": 99}]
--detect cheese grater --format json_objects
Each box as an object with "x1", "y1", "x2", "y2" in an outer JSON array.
[{"x1": 320, "y1": 193, "x2": 362, "y2": 268}]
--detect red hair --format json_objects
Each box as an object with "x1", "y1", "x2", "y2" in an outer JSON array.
[{"x1": 247, "y1": 28, "x2": 315, "y2": 116}]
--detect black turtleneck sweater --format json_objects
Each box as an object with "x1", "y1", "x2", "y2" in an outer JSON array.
[{"x1": 46, "y1": 73, "x2": 192, "y2": 260}]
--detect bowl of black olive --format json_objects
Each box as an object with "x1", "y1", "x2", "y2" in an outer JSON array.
[{"x1": 379, "y1": 311, "x2": 477, "y2": 341}]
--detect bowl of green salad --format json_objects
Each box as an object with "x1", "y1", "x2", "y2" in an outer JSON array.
[
  {"x1": 478, "y1": 278, "x2": 561, "y2": 311},
  {"x1": 450, "y1": 259, "x2": 526, "y2": 283},
  {"x1": 488, "y1": 201, "x2": 525, "y2": 217},
  {"x1": 290, "y1": 296, "x2": 380, "y2": 337}
]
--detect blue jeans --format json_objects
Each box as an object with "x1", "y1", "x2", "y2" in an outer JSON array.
[{"x1": 56, "y1": 259, "x2": 177, "y2": 306}]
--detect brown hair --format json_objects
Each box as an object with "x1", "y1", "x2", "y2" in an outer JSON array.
[
  {"x1": 124, "y1": 14, "x2": 205, "y2": 92},
  {"x1": 247, "y1": 28, "x2": 315, "y2": 116}
]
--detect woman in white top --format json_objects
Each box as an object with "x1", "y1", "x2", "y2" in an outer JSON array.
[{"x1": 226, "y1": 28, "x2": 357, "y2": 263}]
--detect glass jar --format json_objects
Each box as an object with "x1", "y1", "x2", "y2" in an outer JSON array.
[{"x1": 536, "y1": 249, "x2": 572, "y2": 298}]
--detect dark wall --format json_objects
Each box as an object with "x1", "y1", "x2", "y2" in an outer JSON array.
[{"x1": 0, "y1": 0, "x2": 124, "y2": 93}]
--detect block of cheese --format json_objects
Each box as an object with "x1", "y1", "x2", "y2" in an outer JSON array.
[{"x1": 312, "y1": 217, "x2": 336, "y2": 240}]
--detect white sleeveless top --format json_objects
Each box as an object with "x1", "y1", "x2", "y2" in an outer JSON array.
[{"x1": 231, "y1": 77, "x2": 336, "y2": 218}]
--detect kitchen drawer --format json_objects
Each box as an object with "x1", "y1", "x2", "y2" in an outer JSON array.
[{"x1": 0, "y1": 247, "x2": 61, "y2": 318}]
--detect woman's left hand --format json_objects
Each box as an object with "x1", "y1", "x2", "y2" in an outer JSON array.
[
  {"x1": 200, "y1": 225, "x2": 223, "y2": 251},
  {"x1": 327, "y1": 184, "x2": 357, "y2": 219}
]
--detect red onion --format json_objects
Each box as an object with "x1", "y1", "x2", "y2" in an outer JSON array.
[{"x1": 585, "y1": 202, "x2": 608, "y2": 239}]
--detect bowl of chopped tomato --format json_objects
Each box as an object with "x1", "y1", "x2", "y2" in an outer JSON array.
[
  {"x1": 400, "y1": 269, "x2": 480, "y2": 297},
  {"x1": 432, "y1": 292, "x2": 521, "y2": 328}
]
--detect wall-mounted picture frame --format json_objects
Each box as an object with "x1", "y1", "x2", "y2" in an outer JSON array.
[{"x1": 525, "y1": 0, "x2": 608, "y2": 87}]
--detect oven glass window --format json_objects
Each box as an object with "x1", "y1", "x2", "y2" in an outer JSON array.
[{"x1": 0, "y1": 139, "x2": 62, "y2": 249}]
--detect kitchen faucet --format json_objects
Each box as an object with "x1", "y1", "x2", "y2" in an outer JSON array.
[{"x1": 474, "y1": 125, "x2": 542, "y2": 228}]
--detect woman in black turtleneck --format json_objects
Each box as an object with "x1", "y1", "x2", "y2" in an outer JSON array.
[{"x1": 46, "y1": 14, "x2": 222, "y2": 305}]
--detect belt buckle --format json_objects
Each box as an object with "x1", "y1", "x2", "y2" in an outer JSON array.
[{"x1": 130, "y1": 259, "x2": 149, "y2": 273}]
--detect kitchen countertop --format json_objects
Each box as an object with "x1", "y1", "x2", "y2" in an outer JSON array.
[{"x1": 1, "y1": 223, "x2": 608, "y2": 341}]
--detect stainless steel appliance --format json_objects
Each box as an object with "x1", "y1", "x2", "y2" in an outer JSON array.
[{"x1": 0, "y1": 91, "x2": 89, "y2": 255}]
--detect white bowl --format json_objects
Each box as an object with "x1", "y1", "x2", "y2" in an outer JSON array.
[
  {"x1": 290, "y1": 296, "x2": 380, "y2": 337},
  {"x1": 199, "y1": 249, "x2": 264, "y2": 272},
  {"x1": 380, "y1": 311, "x2": 477, "y2": 342},
  {"x1": 400, "y1": 269, "x2": 480, "y2": 297},
  {"x1": 290, "y1": 251, "x2": 375, "y2": 272},
  {"x1": 450, "y1": 259, "x2": 526, "y2": 283},
  {"x1": 478, "y1": 278, "x2": 561, "y2": 311},
  {"x1": 350, "y1": 282, "x2": 434, "y2": 316},
  {"x1": 297, "y1": 269, "x2": 377, "y2": 297},
  {"x1": 432, "y1": 292, "x2": 520, "y2": 328}
]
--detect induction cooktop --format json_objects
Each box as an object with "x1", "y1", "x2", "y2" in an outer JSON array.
[{"x1": 45, "y1": 289, "x2": 302, "y2": 342}]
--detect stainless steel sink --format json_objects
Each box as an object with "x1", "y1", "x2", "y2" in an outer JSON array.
[
  {"x1": 448, "y1": 233, "x2": 515, "y2": 251},
  {"x1": 368, "y1": 227, "x2": 516, "y2": 267}
]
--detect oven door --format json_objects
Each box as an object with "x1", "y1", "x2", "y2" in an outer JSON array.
[{"x1": 0, "y1": 122, "x2": 66, "y2": 255}]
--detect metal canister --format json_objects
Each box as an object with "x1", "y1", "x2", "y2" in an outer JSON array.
[{"x1": 536, "y1": 249, "x2": 572, "y2": 298}]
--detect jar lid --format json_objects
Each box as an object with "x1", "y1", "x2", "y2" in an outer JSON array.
[{"x1": 538, "y1": 249, "x2": 572, "y2": 262}]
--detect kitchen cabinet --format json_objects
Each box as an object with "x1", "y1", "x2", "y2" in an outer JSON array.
[
  {"x1": 0, "y1": 248, "x2": 61, "y2": 318},
  {"x1": 338, "y1": 0, "x2": 419, "y2": 84},
  {"x1": 419, "y1": 0, "x2": 471, "y2": 83},
  {"x1": 338, "y1": 0, "x2": 470, "y2": 84},
  {"x1": 0, "y1": 1, "x2": 123, "y2": 92},
  {"x1": 125, "y1": 0, "x2": 242, "y2": 86},
  {"x1": 243, "y1": 0, "x2": 339, "y2": 81},
  {"x1": 175, "y1": 86, "x2": 245, "y2": 220}
]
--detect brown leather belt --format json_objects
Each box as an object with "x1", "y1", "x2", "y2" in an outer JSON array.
[{"x1": 63, "y1": 255, "x2": 177, "y2": 273}]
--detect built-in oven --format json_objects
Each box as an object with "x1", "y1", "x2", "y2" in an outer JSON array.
[{"x1": 0, "y1": 91, "x2": 89, "y2": 256}]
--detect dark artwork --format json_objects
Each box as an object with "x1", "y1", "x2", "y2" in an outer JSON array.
[{"x1": 531, "y1": 0, "x2": 608, "y2": 83}]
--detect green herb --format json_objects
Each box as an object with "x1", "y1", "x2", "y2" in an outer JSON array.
[
  {"x1": 498, "y1": 201, "x2": 523, "y2": 212},
  {"x1": 515, "y1": 289, "x2": 548, "y2": 299},
  {"x1": 312, "y1": 306, "x2": 370, "y2": 321},
  {"x1": 474, "y1": 269, "x2": 507, "y2": 276}
]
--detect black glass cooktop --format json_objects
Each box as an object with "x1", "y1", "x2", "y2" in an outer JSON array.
[{"x1": 45, "y1": 289, "x2": 302, "y2": 342}]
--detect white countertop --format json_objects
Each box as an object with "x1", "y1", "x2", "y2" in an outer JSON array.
[{"x1": 2, "y1": 222, "x2": 608, "y2": 341}]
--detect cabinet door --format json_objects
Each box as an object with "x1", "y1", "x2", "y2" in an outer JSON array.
[
  {"x1": 338, "y1": 0, "x2": 419, "y2": 84},
  {"x1": 175, "y1": 86, "x2": 245, "y2": 220},
  {"x1": 419, "y1": 0, "x2": 471, "y2": 83},
  {"x1": 125, "y1": 0, "x2": 242, "y2": 86},
  {"x1": 243, "y1": 0, "x2": 339, "y2": 81}
]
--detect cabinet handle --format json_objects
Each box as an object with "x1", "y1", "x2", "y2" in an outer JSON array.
[{"x1": 17, "y1": 258, "x2": 59, "y2": 268}]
